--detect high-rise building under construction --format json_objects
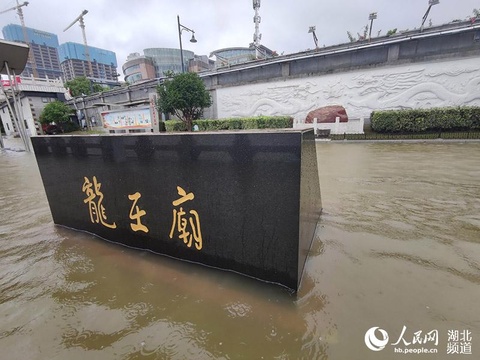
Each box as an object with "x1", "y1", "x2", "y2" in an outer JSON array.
[{"x1": 2, "y1": 24, "x2": 62, "y2": 79}]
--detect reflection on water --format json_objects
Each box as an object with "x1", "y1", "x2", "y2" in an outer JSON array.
[{"x1": 0, "y1": 141, "x2": 479, "y2": 359}]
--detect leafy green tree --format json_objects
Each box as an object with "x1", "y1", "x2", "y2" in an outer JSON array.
[
  {"x1": 65, "y1": 76, "x2": 105, "y2": 97},
  {"x1": 39, "y1": 101, "x2": 78, "y2": 133},
  {"x1": 157, "y1": 72, "x2": 212, "y2": 132},
  {"x1": 386, "y1": 28, "x2": 398, "y2": 37}
]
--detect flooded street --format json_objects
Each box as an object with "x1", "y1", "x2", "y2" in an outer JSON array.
[{"x1": 0, "y1": 141, "x2": 479, "y2": 359}]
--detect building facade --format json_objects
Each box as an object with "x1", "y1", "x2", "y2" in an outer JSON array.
[
  {"x1": 121, "y1": 49, "x2": 215, "y2": 84},
  {"x1": 58, "y1": 42, "x2": 118, "y2": 85},
  {"x1": 210, "y1": 44, "x2": 275, "y2": 68},
  {"x1": 121, "y1": 48, "x2": 194, "y2": 83},
  {"x1": 2, "y1": 25, "x2": 118, "y2": 85},
  {"x1": 143, "y1": 48, "x2": 194, "y2": 77},
  {"x1": 188, "y1": 55, "x2": 215, "y2": 73},
  {"x1": 2, "y1": 24, "x2": 62, "y2": 80},
  {"x1": 0, "y1": 77, "x2": 68, "y2": 136},
  {"x1": 122, "y1": 53, "x2": 156, "y2": 84}
]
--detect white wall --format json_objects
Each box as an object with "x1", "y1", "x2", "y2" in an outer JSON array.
[{"x1": 215, "y1": 57, "x2": 480, "y2": 122}]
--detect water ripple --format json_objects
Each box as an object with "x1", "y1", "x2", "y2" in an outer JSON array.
[
  {"x1": 1, "y1": 141, "x2": 479, "y2": 359},
  {"x1": 224, "y1": 302, "x2": 252, "y2": 318},
  {"x1": 124, "y1": 302, "x2": 151, "y2": 321}
]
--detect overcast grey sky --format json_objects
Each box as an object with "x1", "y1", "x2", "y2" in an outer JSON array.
[{"x1": 1, "y1": 0, "x2": 479, "y2": 73}]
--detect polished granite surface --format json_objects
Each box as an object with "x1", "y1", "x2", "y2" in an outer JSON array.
[{"x1": 32, "y1": 130, "x2": 321, "y2": 291}]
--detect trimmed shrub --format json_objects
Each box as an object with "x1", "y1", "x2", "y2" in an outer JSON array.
[
  {"x1": 164, "y1": 116, "x2": 293, "y2": 132},
  {"x1": 61, "y1": 121, "x2": 80, "y2": 133},
  {"x1": 371, "y1": 107, "x2": 480, "y2": 133}
]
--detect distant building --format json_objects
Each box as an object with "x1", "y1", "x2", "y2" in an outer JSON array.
[
  {"x1": 210, "y1": 44, "x2": 276, "y2": 68},
  {"x1": 121, "y1": 48, "x2": 214, "y2": 84},
  {"x1": 0, "y1": 77, "x2": 69, "y2": 136},
  {"x1": 2, "y1": 24, "x2": 119, "y2": 85},
  {"x1": 2, "y1": 24, "x2": 62, "y2": 80},
  {"x1": 188, "y1": 55, "x2": 215, "y2": 73},
  {"x1": 58, "y1": 42, "x2": 118, "y2": 85},
  {"x1": 122, "y1": 53, "x2": 156, "y2": 84},
  {"x1": 144, "y1": 48, "x2": 194, "y2": 77}
]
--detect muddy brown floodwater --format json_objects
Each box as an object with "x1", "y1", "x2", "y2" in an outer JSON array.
[{"x1": 0, "y1": 141, "x2": 479, "y2": 359}]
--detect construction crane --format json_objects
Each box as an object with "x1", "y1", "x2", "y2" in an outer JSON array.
[
  {"x1": 0, "y1": 1, "x2": 38, "y2": 78},
  {"x1": 64, "y1": 10, "x2": 93, "y2": 78}
]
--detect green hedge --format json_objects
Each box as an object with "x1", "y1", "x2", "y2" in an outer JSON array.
[
  {"x1": 164, "y1": 116, "x2": 293, "y2": 132},
  {"x1": 61, "y1": 120, "x2": 80, "y2": 133},
  {"x1": 371, "y1": 107, "x2": 480, "y2": 133}
]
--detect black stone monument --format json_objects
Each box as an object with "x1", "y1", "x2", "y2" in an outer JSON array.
[{"x1": 32, "y1": 129, "x2": 322, "y2": 292}]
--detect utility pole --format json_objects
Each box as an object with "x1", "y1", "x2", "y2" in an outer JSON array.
[
  {"x1": 308, "y1": 26, "x2": 319, "y2": 48},
  {"x1": 421, "y1": 0, "x2": 440, "y2": 32},
  {"x1": 177, "y1": 15, "x2": 197, "y2": 73},
  {"x1": 253, "y1": 0, "x2": 262, "y2": 59},
  {"x1": 369, "y1": 12, "x2": 377, "y2": 41}
]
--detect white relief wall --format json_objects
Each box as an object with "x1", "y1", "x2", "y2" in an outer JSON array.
[{"x1": 216, "y1": 57, "x2": 480, "y2": 121}]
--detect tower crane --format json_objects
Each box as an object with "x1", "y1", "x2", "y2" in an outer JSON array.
[
  {"x1": 0, "y1": 1, "x2": 38, "y2": 78},
  {"x1": 63, "y1": 10, "x2": 93, "y2": 78}
]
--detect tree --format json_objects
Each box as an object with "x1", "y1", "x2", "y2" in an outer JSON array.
[
  {"x1": 39, "y1": 101, "x2": 78, "y2": 133},
  {"x1": 157, "y1": 72, "x2": 212, "y2": 131},
  {"x1": 347, "y1": 31, "x2": 357, "y2": 42},
  {"x1": 163, "y1": 70, "x2": 175, "y2": 78},
  {"x1": 357, "y1": 24, "x2": 369, "y2": 41},
  {"x1": 347, "y1": 24, "x2": 369, "y2": 42},
  {"x1": 65, "y1": 76, "x2": 105, "y2": 97},
  {"x1": 386, "y1": 28, "x2": 398, "y2": 37}
]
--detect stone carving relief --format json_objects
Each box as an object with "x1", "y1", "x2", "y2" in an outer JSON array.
[
  {"x1": 216, "y1": 58, "x2": 480, "y2": 120},
  {"x1": 221, "y1": 82, "x2": 322, "y2": 118}
]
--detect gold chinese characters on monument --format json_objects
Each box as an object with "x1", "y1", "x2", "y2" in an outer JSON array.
[
  {"x1": 169, "y1": 186, "x2": 203, "y2": 250},
  {"x1": 128, "y1": 192, "x2": 149, "y2": 233},
  {"x1": 81, "y1": 178, "x2": 202, "y2": 251},
  {"x1": 82, "y1": 176, "x2": 117, "y2": 229}
]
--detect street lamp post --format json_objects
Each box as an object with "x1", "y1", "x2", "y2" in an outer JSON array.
[
  {"x1": 308, "y1": 26, "x2": 319, "y2": 48},
  {"x1": 368, "y1": 12, "x2": 377, "y2": 41},
  {"x1": 421, "y1": 0, "x2": 440, "y2": 31},
  {"x1": 177, "y1": 15, "x2": 197, "y2": 73}
]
